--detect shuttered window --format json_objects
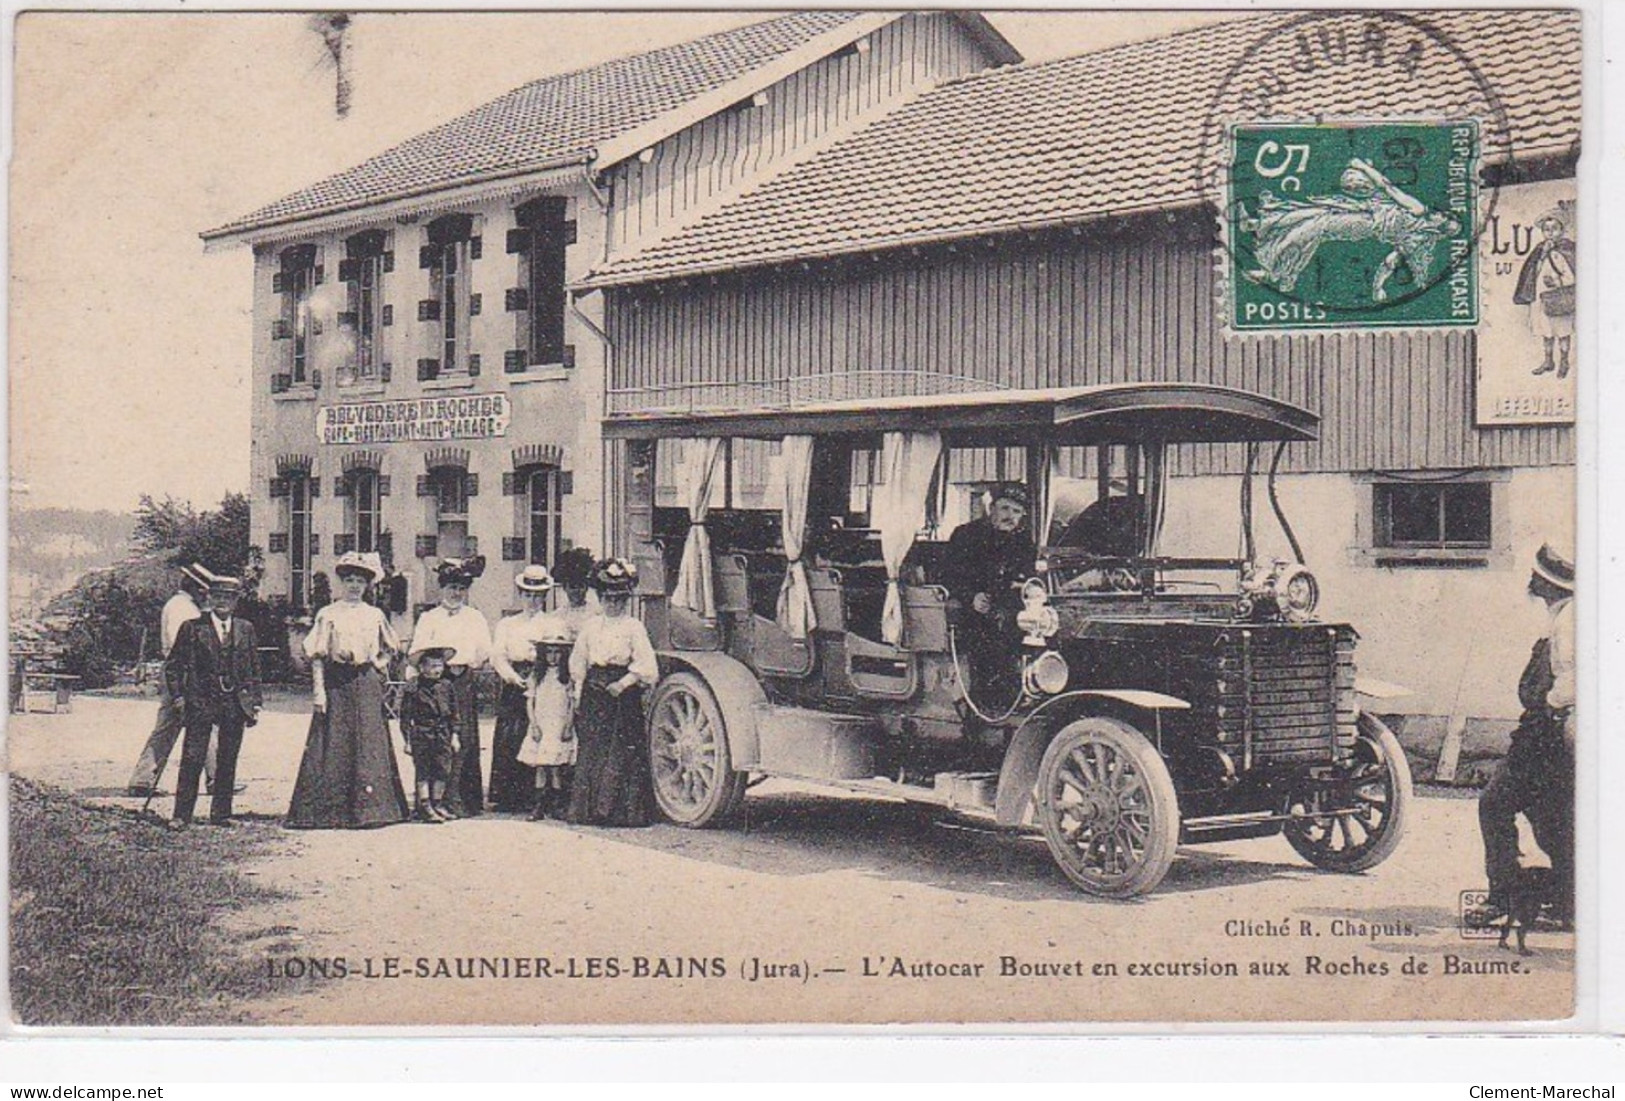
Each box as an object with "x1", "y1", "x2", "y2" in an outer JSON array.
[
  {"x1": 287, "y1": 471, "x2": 312, "y2": 605},
  {"x1": 278, "y1": 245, "x2": 318, "y2": 385}
]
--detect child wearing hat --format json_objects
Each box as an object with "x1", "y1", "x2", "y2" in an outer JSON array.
[
  {"x1": 401, "y1": 647, "x2": 458, "y2": 822},
  {"x1": 488, "y1": 564, "x2": 556, "y2": 812},
  {"x1": 564, "y1": 557, "x2": 659, "y2": 827},
  {"x1": 520, "y1": 619, "x2": 577, "y2": 820}
]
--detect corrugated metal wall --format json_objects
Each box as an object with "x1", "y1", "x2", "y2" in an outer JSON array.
[
  {"x1": 607, "y1": 13, "x2": 993, "y2": 256},
  {"x1": 606, "y1": 214, "x2": 1574, "y2": 475}
]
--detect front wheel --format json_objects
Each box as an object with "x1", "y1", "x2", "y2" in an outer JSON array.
[
  {"x1": 1284, "y1": 712, "x2": 1412, "y2": 872},
  {"x1": 647, "y1": 672, "x2": 747, "y2": 828},
  {"x1": 1036, "y1": 717, "x2": 1181, "y2": 899}
]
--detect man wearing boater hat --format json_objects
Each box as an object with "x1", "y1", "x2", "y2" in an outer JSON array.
[
  {"x1": 1476, "y1": 541, "x2": 1576, "y2": 928},
  {"x1": 164, "y1": 572, "x2": 262, "y2": 829},
  {"x1": 943, "y1": 482, "x2": 1037, "y2": 703},
  {"x1": 127, "y1": 562, "x2": 217, "y2": 797}
]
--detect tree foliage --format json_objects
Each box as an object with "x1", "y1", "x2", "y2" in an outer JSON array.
[{"x1": 47, "y1": 493, "x2": 256, "y2": 688}]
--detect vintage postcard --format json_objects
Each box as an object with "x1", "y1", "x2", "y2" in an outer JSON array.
[{"x1": 7, "y1": 6, "x2": 1590, "y2": 1030}]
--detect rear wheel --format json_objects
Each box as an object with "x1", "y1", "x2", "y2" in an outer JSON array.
[
  {"x1": 1036, "y1": 717, "x2": 1180, "y2": 899},
  {"x1": 647, "y1": 672, "x2": 747, "y2": 827},
  {"x1": 1284, "y1": 713, "x2": 1411, "y2": 872}
]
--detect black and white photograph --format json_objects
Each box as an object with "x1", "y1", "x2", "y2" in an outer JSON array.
[{"x1": 6, "y1": 6, "x2": 1594, "y2": 1031}]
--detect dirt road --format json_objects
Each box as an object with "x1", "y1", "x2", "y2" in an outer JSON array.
[{"x1": 7, "y1": 694, "x2": 1574, "y2": 1026}]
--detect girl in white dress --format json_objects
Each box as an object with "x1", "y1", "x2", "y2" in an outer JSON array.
[{"x1": 520, "y1": 618, "x2": 576, "y2": 820}]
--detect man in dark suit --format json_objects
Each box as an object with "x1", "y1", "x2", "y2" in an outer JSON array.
[{"x1": 165, "y1": 574, "x2": 262, "y2": 828}]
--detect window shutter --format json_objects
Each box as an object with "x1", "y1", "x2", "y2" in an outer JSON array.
[
  {"x1": 502, "y1": 536, "x2": 526, "y2": 562},
  {"x1": 415, "y1": 534, "x2": 438, "y2": 558},
  {"x1": 417, "y1": 299, "x2": 441, "y2": 322},
  {"x1": 308, "y1": 477, "x2": 321, "y2": 498},
  {"x1": 417, "y1": 359, "x2": 439, "y2": 382},
  {"x1": 501, "y1": 471, "x2": 518, "y2": 496},
  {"x1": 380, "y1": 362, "x2": 393, "y2": 383},
  {"x1": 271, "y1": 373, "x2": 292, "y2": 394},
  {"x1": 561, "y1": 344, "x2": 576, "y2": 369},
  {"x1": 469, "y1": 236, "x2": 482, "y2": 260},
  {"x1": 559, "y1": 471, "x2": 574, "y2": 496},
  {"x1": 563, "y1": 220, "x2": 578, "y2": 246},
  {"x1": 505, "y1": 287, "x2": 529, "y2": 312},
  {"x1": 377, "y1": 532, "x2": 394, "y2": 560},
  {"x1": 463, "y1": 473, "x2": 480, "y2": 498},
  {"x1": 382, "y1": 250, "x2": 395, "y2": 273},
  {"x1": 313, "y1": 264, "x2": 325, "y2": 286},
  {"x1": 334, "y1": 533, "x2": 356, "y2": 555},
  {"x1": 506, "y1": 228, "x2": 531, "y2": 254},
  {"x1": 269, "y1": 532, "x2": 289, "y2": 553},
  {"x1": 333, "y1": 476, "x2": 351, "y2": 498},
  {"x1": 271, "y1": 319, "x2": 292, "y2": 340},
  {"x1": 378, "y1": 475, "x2": 392, "y2": 497},
  {"x1": 311, "y1": 367, "x2": 323, "y2": 390},
  {"x1": 468, "y1": 293, "x2": 481, "y2": 317},
  {"x1": 310, "y1": 532, "x2": 322, "y2": 557},
  {"x1": 468, "y1": 354, "x2": 481, "y2": 377},
  {"x1": 269, "y1": 476, "x2": 289, "y2": 499},
  {"x1": 337, "y1": 258, "x2": 360, "y2": 283},
  {"x1": 416, "y1": 474, "x2": 433, "y2": 497},
  {"x1": 419, "y1": 245, "x2": 436, "y2": 269},
  {"x1": 504, "y1": 350, "x2": 526, "y2": 374},
  {"x1": 271, "y1": 271, "x2": 286, "y2": 294},
  {"x1": 381, "y1": 304, "x2": 393, "y2": 327}
]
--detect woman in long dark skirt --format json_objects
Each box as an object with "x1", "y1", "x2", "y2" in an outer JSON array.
[
  {"x1": 565, "y1": 558, "x2": 658, "y2": 827},
  {"x1": 407, "y1": 557, "x2": 491, "y2": 817},
  {"x1": 287, "y1": 552, "x2": 409, "y2": 829},
  {"x1": 488, "y1": 565, "x2": 555, "y2": 812}
]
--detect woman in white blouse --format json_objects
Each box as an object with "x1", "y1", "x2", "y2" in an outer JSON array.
[
  {"x1": 408, "y1": 556, "x2": 492, "y2": 817},
  {"x1": 564, "y1": 557, "x2": 659, "y2": 827},
  {"x1": 488, "y1": 565, "x2": 555, "y2": 812},
  {"x1": 287, "y1": 552, "x2": 409, "y2": 829}
]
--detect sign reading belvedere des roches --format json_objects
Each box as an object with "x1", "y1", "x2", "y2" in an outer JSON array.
[{"x1": 316, "y1": 393, "x2": 512, "y2": 446}]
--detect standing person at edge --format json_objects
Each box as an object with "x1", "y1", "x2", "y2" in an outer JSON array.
[
  {"x1": 565, "y1": 558, "x2": 659, "y2": 828},
  {"x1": 409, "y1": 557, "x2": 492, "y2": 817},
  {"x1": 1477, "y1": 542, "x2": 1577, "y2": 928},
  {"x1": 127, "y1": 563, "x2": 218, "y2": 797},
  {"x1": 942, "y1": 482, "x2": 1037, "y2": 704},
  {"x1": 286, "y1": 552, "x2": 409, "y2": 830},
  {"x1": 165, "y1": 575, "x2": 262, "y2": 829},
  {"x1": 488, "y1": 565, "x2": 555, "y2": 812}
]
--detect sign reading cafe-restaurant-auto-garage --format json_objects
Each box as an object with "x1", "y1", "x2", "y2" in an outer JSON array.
[{"x1": 315, "y1": 393, "x2": 512, "y2": 446}]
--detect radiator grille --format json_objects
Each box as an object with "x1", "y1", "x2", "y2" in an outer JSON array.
[{"x1": 1214, "y1": 626, "x2": 1357, "y2": 764}]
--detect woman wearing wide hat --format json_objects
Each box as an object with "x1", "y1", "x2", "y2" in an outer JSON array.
[
  {"x1": 287, "y1": 552, "x2": 410, "y2": 829},
  {"x1": 408, "y1": 556, "x2": 492, "y2": 817},
  {"x1": 487, "y1": 564, "x2": 555, "y2": 812},
  {"x1": 565, "y1": 557, "x2": 659, "y2": 827}
]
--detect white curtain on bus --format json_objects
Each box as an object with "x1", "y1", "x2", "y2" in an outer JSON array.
[
  {"x1": 671, "y1": 437, "x2": 724, "y2": 622},
  {"x1": 775, "y1": 435, "x2": 818, "y2": 640},
  {"x1": 874, "y1": 430, "x2": 942, "y2": 646}
]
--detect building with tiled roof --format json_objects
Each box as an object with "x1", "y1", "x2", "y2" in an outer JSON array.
[
  {"x1": 584, "y1": 9, "x2": 1579, "y2": 287},
  {"x1": 590, "y1": 8, "x2": 1580, "y2": 729},
  {"x1": 216, "y1": 11, "x2": 1018, "y2": 630}
]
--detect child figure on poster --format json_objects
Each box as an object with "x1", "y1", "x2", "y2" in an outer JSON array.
[
  {"x1": 401, "y1": 647, "x2": 458, "y2": 823},
  {"x1": 1514, "y1": 203, "x2": 1577, "y2": 379},
  {"x1": 520, "y1": 620, "x2": 577, "y2": 821}
]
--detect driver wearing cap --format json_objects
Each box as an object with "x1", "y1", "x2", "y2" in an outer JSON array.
[{"x1": 943, "y1": 482, "x2": 1037, "y2": 702}]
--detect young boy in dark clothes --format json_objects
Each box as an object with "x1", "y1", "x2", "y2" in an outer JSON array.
[{"x1": 402, "y1": 647, "x2": 458, "y2": 823}]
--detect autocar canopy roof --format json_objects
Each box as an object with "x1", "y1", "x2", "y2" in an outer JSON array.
[{"x1": 602, "y1": 382, "x2": 1320, "y2": 446}]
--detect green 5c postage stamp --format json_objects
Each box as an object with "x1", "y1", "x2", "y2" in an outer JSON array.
[{"x1": 1226, "y1": 120, "x2": 1479, "y2": 331}]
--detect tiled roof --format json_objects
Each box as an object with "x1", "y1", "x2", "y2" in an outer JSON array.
[
  {"x1": 584, "y1": 9, "x2": 1581, "y2": 287},
  {"x1": 203, "y1": 12, "x2": 867, "y2": 239}
]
